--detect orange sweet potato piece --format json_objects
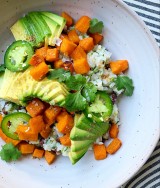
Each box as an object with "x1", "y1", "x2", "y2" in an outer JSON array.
[
  {"x1": 29, "y1": 54, "x2": 44, "y2": 66},
  {"x1": 0, "y1": 128, "x2": 20, "y2": 146},
  {"x1": 43, "y1": 106, "x2": 62, "y2": 126},
  {"x1": 35, "y1": 47, "x2": 48, "y2": 59},
  {"x1": 40, "y1": 126, "x2": 52, "y2": 139},
  {"x1": 56, "y1": 111, "x2": 69, "y2": 122},
  {"x1": 29, "y1": 115, "x2": 46, "y2": 133},
  {"x1": 106, "y1": 138, "x2": 122, "y2": 154},
  {"x1": 19, "y1": 143, "x2": 35, "y2": 154},
  {"x1": 54, "y1": 60, "x2": 64, "y2": 69},
  {"x1": 0, "y1": 114, "x2": 3, "y2": 124},
  {"x1": 59, "y1": 133, "x2": 71, "y2": 146},
  {"x1": 110, "y1": 60, "x2": 129, "y2": 74},
  {"x1": 30, "y1": 61, "x2": 49, "y2": 81},
  {"x1": 56, "y1": 114, "x2": 74, "y2": 134},
  {"x1": 16, "y1": 125, "x2": 38, "y2": 141},
  {"x1": 46, "y1": 48, "x2": 59, "y2": 62},
  {"x1": 61, "y1": 12, "x2": 73, "y2": 27},
  {"x1": 33, "y1": 148, "x2": 44, "y2": 158},
  {"x1": 109, "y1": 124, "x2": 119, "y2": 138},
  {"x1": 71, "y1": 45, "x2": 87, "y2": 60},
  {"x1": 90, "y1": 33, "x2": 103, "y2": 45},
  {"x1": 79, "y1": 37, "x2": 94, "y2": 52},
  {"x1": 68, "y1": 29, "x2": 80, "y2": 44},
  {"x1": 44, "y1": 151, "x2": 56, "y2": 165},
  {"x1": 75, "y1": 16, "x2": 91, "y2": 33},
  {"x1": 26, "y1": 99, "x2": 46, "y2": 117},
  {"x1": 73, "y1": 58, "x2": 90, "y2": 74},
  {"x1": 93, "y1": 144, "x2": 107, "y2": 160},
  {"x1": 60, "y1": 38, "x2": 77, "y2": 55}
]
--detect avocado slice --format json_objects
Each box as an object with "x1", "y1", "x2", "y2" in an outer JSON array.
[
  {"x1": 0, "y1": 69, "x2": 19, "y2": 102},
  {"x1": 70, "y1": 127, "x2": 97, "y2": 141},
  {"x1": 69, "y1": 114, "x2": 110, "y2": 164},
  {"x1": 71, "y1": 140, "x2": 93, "y2": 152},
  {"x1": 11, "y1": 11, "x2": 66, "y2": 48},
  {"x1": 41, "y1": 11, "x2": 66, "y2": 37},
  {"x1": 28, "y1": 12, "x2": 51, "y2": 39},
  {"x1": 4, "y1": 71, "x2": 24, "y2": 104},
  {"x1": 39, "y1": 13, "x2": 60, "y2": 46},
  {"x1": 0, "y1": 73, "x2": 4, "y2": 89},
  {"x1": 25, "y1": 14, "x2": 44, "y2": 47},
  {"x1": 75, "y1": 114, "x2": 102, "y2": 135},
  {"x1": 10, "y1": 17, "x2": 36, "y2": 47},
  {"x1": 69, "y1": 147, "x2": 88, "y2": 165},
  {"x1": 0, "y1": 69, "x2": 68, "y2": 106}
]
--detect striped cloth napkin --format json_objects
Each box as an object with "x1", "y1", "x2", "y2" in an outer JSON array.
[{"x1": 122, "y1": 0, "x2": 160, "y2": 187}]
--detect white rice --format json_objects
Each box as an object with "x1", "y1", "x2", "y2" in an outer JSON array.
[
  {"x1": 110, "y1": 103, "x2": 120, "y2": 125},
  {"x1": 87, "y1": 45, "x2": 112, "y2": 68},
  {"x1": 42, "y1": 127, "x2": 70, "y2": 156}
]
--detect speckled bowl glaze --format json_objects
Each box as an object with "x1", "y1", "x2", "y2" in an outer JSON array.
[{"x1": 0, "y1": 0, "x2": 159, "y2": 188}]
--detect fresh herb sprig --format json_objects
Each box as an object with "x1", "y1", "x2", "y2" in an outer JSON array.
[
  {"x1": 89, "y1": 18, "x2": 104, "y2": 34},
  {"x1": 47, "y1": 69, "x2": 97, "y2": 112},
  {"x1": 114, "y1": 76, "x2": 134, "y2": 96},
  {"x1": 0, "y1": 143, "x2": 21, "y2": 162}
]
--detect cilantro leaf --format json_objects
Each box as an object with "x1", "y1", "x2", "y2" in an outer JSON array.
[
  {"x1": 0, "y1": 64, "x2": 5, "y2": 73},
  {"x1": 0, "y1": 143, "x2": 21, "y2": 162},
  {"x1": 47, "y1": 69, "x2": 71, "y2": 82},
  {"x1": 82, "y1": 82, "x2": 97, "y2": 102},
  {"x1": 65, "y1": 91, "x2": 87, "y2": 112},
  {"x1": 89, "y1": 18, "x2": 104, "y2": 34},
  {"x1": 114, "y1": 76, "x2": 134, "y2": 96},
  {"x1": 65, "y1": 74, "x2": 86, "y2": 90}
]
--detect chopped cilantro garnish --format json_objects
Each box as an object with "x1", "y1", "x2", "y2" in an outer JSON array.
[
  {"x1": 114, "y1": 76, "x2": 134, "y2": 96},
  {"x1": 47, "y1": 69, "x2": 71, "y2": 82},
  {"x1": 0, "y1": 143, "x2": 21, "y2": 162},
  {"x1": 89, "y1": 18, "x2": 104, "y2": 34}
]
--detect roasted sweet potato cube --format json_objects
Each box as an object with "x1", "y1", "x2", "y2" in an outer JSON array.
[
  {"x1": 60, "y1": 38, "x2": 77, "y2": 55},
  {"x1": 26, "y1": 99, "x2": 46, "y2": 117},
  {"x1": 16, "y1": 125, "x2": 38, "y2": 141},
  {"x1": 33, "y1": 148, "x2": 44, "y2": 158},
  {"x1": 30, "y1": 62, "x2": 49, "y2": 81},
  {"x1": 29, "y1": 115, "x2": 46, "y2": 133},
  {"x1": 43, "y1": 106, "x2": 62, "y2": 126},
  {"x1": 79, "y1": 37, "x2": 94, "y2": 52},
  {"x1": 44, "y1": 151, "x2": 56, "y2": 165},
  {"x1": 73, "y1": 58, "x2": 90, "y2": 74},
  {"x1": 19, "y1": 143, "x2": 35, "y2": 154},
  {"x1": 59, "y1": 133, "x2": 71, "y2": 146},
  {"x1": 46, "y1": 48, "x2": 59, "y2": 62},
  {"x1": 56, "y1": 114, "x2": 74, "y2": 134},
  {"x1": 40, "y1": 126, "x2": 52, "y2": 139},
  {"x1": 61, "y1": 12, "x2": 73, "y2": 27}
]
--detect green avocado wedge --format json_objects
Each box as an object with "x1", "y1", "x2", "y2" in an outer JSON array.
[
  {"x1": 10, "y1": 11, "x2": 66, "y2": 48},
  {"x1": 39, "y1": 13, "x2": 60, "y2": 46},
  {"x1": 0, "y1": 69, "x2": 68, "y2": 106},
  {"x1": 41, "y1": 11, "x2": 66, "y2": 37},
  {"x1": 10, "y1": 17, "x2": 37, "y2": 47},
  {"x1": 69, "y1": 114, "x2": 109, "y2": 164}
]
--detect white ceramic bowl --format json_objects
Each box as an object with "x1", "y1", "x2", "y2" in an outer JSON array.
[{"x1": 0, "y1": 0, "x2": 159, "y2": 188}]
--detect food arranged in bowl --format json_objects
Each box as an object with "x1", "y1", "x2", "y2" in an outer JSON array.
[{"x1": 0, "y1": 11, "x2": 134, "y2": 165}]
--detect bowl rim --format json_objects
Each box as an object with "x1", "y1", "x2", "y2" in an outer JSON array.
[
  {"x1": 115, "y1": 0, "x2": 160, "y2": 186},
  {"x1": 0, "y1": 1, "x2": 159, "y2": 187}
]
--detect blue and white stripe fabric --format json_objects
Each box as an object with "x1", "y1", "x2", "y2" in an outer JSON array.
[
  {"x1": 124, "y1": 0, "x2": 160, "y2": 45},
  {"x1": 122, "y1": 0, "x2": 160, "y2": 187}
]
